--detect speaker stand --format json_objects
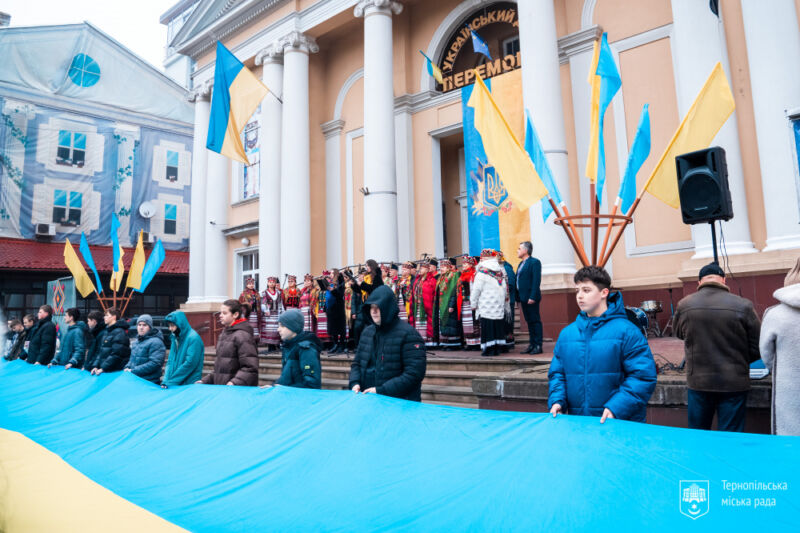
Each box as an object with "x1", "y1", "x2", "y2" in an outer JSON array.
[{"x1": 709, "y1": 221, "x2": 720, "y2": 265}]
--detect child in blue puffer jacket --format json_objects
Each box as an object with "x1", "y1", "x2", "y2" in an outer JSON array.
[{"x1": 548, "y1": 266, "x2": 656, "y2": 423}]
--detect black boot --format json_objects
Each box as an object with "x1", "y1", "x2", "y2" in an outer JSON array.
[
  {"x1": 521, "y1": 345, "x2": 534, "y2": 354},
  {"x1": 530, "y1": 345, "x2": 543, "y2": 355}
]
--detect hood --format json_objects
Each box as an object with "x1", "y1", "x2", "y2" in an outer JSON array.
[
  {"x1": 139, "y1": 327, "x2": 164, "y2": 342},
  {"x1": 576, "y1": 291, "x2": 627, "y2": 330},
  {"x1": 90, "y1": 322, "x2": 106, "y2": 336},
  {"x1": 228, "y1": 320, "x2": 254, "y2": 336},
  {"x1": 362, "y1": 285, "x2": 399, "y2": 330},
  {"x1": 165, "y1": 310, "x2": 193, "y2": 341},
  {"x1": 479, "y1": 258, "x2": 502, "y2": 272},
  {"x1": 108, "y1": 319, "x2": 130, "y2": 332},
  {"x1": 71, "y1": 321, "x2": 89, "y2": 334},
  {"x1": 774, "y1": 283, "x2": 800, "y2": 309},
  {"x1": 285, "y1": 330, "x2": 323, "y2": 351}
]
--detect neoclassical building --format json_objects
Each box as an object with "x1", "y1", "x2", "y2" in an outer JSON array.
[{"x1": 170, "y1": 0, "x2": 800, "y2": 338}]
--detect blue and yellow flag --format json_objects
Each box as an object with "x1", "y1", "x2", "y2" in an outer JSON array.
[
  {"x1": 79, "y1": 232, "x2": 102, "y2": 293},
  {"x1": 419, "y1": 50, "x2": 443, "y2": 84},
  {"x1": 523, "y1": 109, "x2": 562, "y2": 222},
  {"x1": 126, "y1": 231, "x2": 146, "y2": 290},
  {"x1": 109, "y1": 213, "x2": 125, "y2": 292},
  {"x1": 206, "y1": 41, "x2": 269, "y2": 164},
  {"x1": 136, "y1": 239, "x2": 165, "y2": 293},
  {"x1": 468, "y1": 26, "x2": 492, "y2": 61},
  {"x1": 618, "y1": 104, "x2": 651, "y2": 214},
  {"x1": 63, "y1": 239, "x2": 96, "y2": 298}
]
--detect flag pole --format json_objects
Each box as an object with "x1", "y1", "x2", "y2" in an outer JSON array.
[
  {"x1": 598, "y1": 198, "x2": 620, "y2": 265},
  {"x1": 590, "y1": 183, "x2": 600, "y2": 265},
  {"x1": 549, "y1": 198, "x2": 586, "y2": 266}
]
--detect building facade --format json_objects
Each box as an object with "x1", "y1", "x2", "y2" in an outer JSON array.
[
  {"x1": 173, "y1": 0, "x2": 800, "y2": 336},
  {"x1": 0, "y1": 22, "x2": 194, "y2": 318}
]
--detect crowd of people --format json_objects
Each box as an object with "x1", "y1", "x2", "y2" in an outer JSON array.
[
  {"x1": 4, "y1": 248, "x2": 799, "y2": 436},
  {"x1": 237, "y1": 242, "x2": 545, "y2": 358}
]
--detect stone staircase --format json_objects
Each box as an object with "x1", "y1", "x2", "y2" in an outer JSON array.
[{"x1": 203, "y1": 348, "x2": 547, "y2": 409}]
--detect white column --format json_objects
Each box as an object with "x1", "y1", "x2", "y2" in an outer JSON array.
[
  {"x1": 322, "y1": 119, "x2": 345, "y2": 268},
  {"x1": 741, "y1": 0, "x2": 800, "y2": 251},
  {"x1": 279, "y1": 31, "x2": 317, "y2": 277},
  {"x1": 256, "y1": 44, "x2": 284, "y2": 281},
  {"x1": 204, "y1": 82, "x2": 231, "y2": 301},
  {"x1": 395, "y1": 102, "x2": 415, "y2": 261},
  {"x1": 518, "y1": 0, "x2": 576, "y2": 274},
  {"x1": 670, "y1": 0, "x2": 756, "y2": 257},
  {"x1": 187, "y1": 82, "x2": 210, "y2": 303},
  {"x1": 355, "y1": 0, "x2": 402, "y2": 262}
]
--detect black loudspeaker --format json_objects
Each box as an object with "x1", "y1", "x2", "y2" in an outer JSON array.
[{"x1": 675, "y1": 146, "x2": 733, "y2": 225}]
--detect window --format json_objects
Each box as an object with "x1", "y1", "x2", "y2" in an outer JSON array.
[
  {"x1": 240, "y1": 118, "x2": 260, "y2": 200},
  {"x1": 67, "y1": 54, "x2": 101, "y2": 87},
  {"x1": 52, "y1": 190, "x2": 82, "y2": 226},
  {"x1": 56, "y1": 130, "x2": 86, "y2": 167},
  {"x1": 166, "y1": 150, "x2": 179, "y2": 182},
  {"x1": 164, "y1": 203, "x2": 177, "y2": 235},
  {"x1": 239, "y1": 250, "x2": 259, "y2": 294},
  {"x1": 503, "y1": 36, "x2": 520, "y2": 57}
]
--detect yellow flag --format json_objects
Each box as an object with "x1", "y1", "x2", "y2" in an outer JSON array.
[
  {"x1": 644, "y1": 62, "x2": 735, "y2": 208},
  {"x1": 63, "y1": 239, "x2": 96, "y2": 298},
  {"x1": 467, "y1": 72, "x2": 549, "y2": 210},
  {"x1": 109, "y1": 244, "x2": 125, "y2": 292},
  {"x1": 126, "y1": 231, "x2": 146, "y2": 290},
  {"x1": 585, "y1": 39, "x2": 601, "y2": 182}
]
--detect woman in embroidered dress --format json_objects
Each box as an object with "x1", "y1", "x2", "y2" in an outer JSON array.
[
  {"x1": 471, "y1": 249, "x2": 509, "y2": 357},
  {"x1": 436, "y1": 259, "x2": 461, "y2": 349},
  {"x1": 412, "y1": 262, "x2": 429, "y2": 343},
  {"x1": 326, "y1": 269, "x2": 347, "y2": 354},
  {"x1": 260, "y1": 276, "x2": 283, "y2": 352},
  {"x1": 282, "y1": 275, "x2": 301, "y2": 310},
  {"x1": 299, "y1": 274, "x2": 315, "y2": 334},
  {"x1": 458, "y1": 257, "x2": 480, "y2": 349},
  {"x1": 397, "y1": 262, "x2": 415, "y2": 324},
  {"x1": 238, "y1": 277, "x2": 262, "y2": 345},
  {"x1": 312, "y1": 276, "x2": 329, "y2": 343},
  {"x1": 422, "y1": 258, "x2": 439, "y2": 347}
]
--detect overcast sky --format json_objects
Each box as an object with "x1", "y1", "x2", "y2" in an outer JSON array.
[{"x1": 3, "y1": 0, "x2": 172, "y2": 69}]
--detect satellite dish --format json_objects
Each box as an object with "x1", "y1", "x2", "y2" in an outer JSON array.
[{"x1": 139, "y1": 201, "x2": 156, "y2": 219}]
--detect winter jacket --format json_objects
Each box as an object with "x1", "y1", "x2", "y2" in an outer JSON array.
[
  {"x1": 516, "y1": 256, "x2": 541, "y2": 303},
  {"x1": 26, "y1": 315, "x2": 57, "y2": 365},
  {"x1": 126, "y1": 328, "x2": 167, "y2": 384},
  {"x1": 94, "y1": 320, "x2": 131, "y2": 372},
  {"x1": 350, "y1": 285, "x2": 427, "y2": 401},
  {"x1": 4, "y1": 328, "x2": 28, "y2": 361},
  {"x1": 548, "y1": 291, "x2": 657, "y2": 422},
  {"x1": 51, "y1": 321, "x2": 89, "y2": 367},
  {"x1": 675, "y1": 281, "x2": 761, "y2": 392},
  {"x1": 84, "y1": 323, "x2": 106, "y2": 370},
  {"x1": 162, "y1": 310, "x2": 204, "y2": 387},
  {"x1": 202, "y1": 320, "x2": 259, "y2": 386},
  {"x1": 471, "y1": 259, "x2": 508, "y2": 320},
  {"x1": 276, "y1": 331, "x2": 322, "y2": 389},
  {"x1": 759, "y1": 283, "x2": 800, "y2": 436}
]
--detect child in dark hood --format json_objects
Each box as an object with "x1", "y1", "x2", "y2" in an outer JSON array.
[{"x1": 274, "y1": 309, "x2": 322, "y2": 389}]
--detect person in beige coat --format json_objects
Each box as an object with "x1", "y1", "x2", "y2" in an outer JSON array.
[{"x1": 759, "y1": 258, "x2": 800, "y2": 436}]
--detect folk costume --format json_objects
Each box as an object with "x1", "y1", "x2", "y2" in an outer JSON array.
[
  {"x1": 261, "y1": 278, "x2": 283, "y2": 350},
  {"x1": 471, "y1": 250, "x2": 509, "y2": 356},
  {"x1": 299, "y1": 274, "x2": 315, "y2": 334},
  {"x1": 436, "y1": 259, "x2": 461, "y2": 348},
  {"x1": 422, "y1": 259, "x2": 439, "y2": 347},
  {"x1": 311, "y1": 278, "x2": 329, "y2": 342},
  {"x1": 238, "y1": 278, "x2": 262, "y2": 344},
  {"x1": 398, "y1": 261, "x2": 416, "y2": 325},
  {"x1": 282, "y1": 275, "x2": 301, "y2": 309},
  {"x1": 458, "y1": 257, "x2": 481, "y2": 348}
]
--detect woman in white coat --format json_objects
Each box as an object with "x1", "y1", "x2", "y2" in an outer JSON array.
[
  {"x1": 471, "y1": 249, "x2": 510, "y2": 357},
  {"x1": 759, "y1": 258, "x2": 800, "y2": 436}
]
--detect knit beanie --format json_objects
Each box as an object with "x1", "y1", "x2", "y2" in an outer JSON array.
[
  {"x1": 785, "y1": 257, "x2": 800, "y2": 287},
  {"x1": 136, "y1": 314, "x2": 154, "y2": 329},
  {"x1": 279, "y1": 309, "x2": 304, "y2": 334}
]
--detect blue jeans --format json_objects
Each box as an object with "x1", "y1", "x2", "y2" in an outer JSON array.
[{"x1": 687, "y1": 389, "x2": 748, "y2": 432}]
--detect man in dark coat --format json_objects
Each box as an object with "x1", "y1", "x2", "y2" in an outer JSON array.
[
  {"x1": 84, "y1": 310, "x2": 106, "y2": 371},
  {"x1": 26, "y1": 305, "x2": 58, "y2": 365},
  {"x1": 349, "y1": 285, "x2": 427, "y2": 401},
  {"x1": 3, "y1": 319, "x2": 27, "y2": 361},
  {"x1": 516, "y1": 241, "x2": 543, "y2": 354},
  {"x1": 49, "y1": 307, "x2": 88, "y2": 369},
  {"x1": 90, "y1": 307, "x2": 130, "y2": 375},
  {"x1": 201, "y1": 299, "x2": 259, "y2": 386},
  {"x1": 274, "y1": 309, "x2": 322, "y2": 389},
  {"x1": 675, "y1": 262, "x2": 761, "y2": 432},
  {"x1": 124, "y1": 314, "x2": 167, "y2": 384}
]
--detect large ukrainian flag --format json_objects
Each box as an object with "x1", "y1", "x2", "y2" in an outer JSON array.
[{"x1": 206, "y1": 41, "x2": 269, "y2": 164}]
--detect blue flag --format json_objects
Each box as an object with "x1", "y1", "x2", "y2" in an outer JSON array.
[
  {"x1": 136, "y1": 239, "x2": 164, "y2": 293},
  {"x1": 468, "y1": 27, "x2": 492, "y2": 61},
  {"x1": 523, "y1": 109, "x2": 562, "y2": 222},
  {"x1": 79, "y1": 232, "x2": 102, "y2": 293},
  {"x1": 595, "y1": 32, "x2": 621, "y2": 203},
  {"x1": 110, "y1": 214, "x2": 121, "y2": 272},
  {"x1": 618, "y1": 104, "x2": 651, "y2": 214}
]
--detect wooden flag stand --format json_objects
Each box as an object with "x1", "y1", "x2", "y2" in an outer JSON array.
[{"x1": 94, "y1": 286, "x2": 136, "y2": 316}]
